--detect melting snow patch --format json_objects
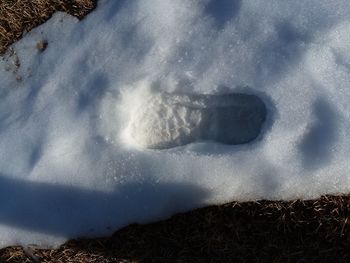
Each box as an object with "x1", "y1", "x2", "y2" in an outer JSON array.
[{"x1": 1, "y1": 0, "x2": 350, "y2": 248}]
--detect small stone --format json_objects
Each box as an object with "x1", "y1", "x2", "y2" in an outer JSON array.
[
  {"x1": 14, "y1": 56, "x2": 20, "y2": 68},
  {"x1": 36, "y1": 40, "x2": 48, "y2": 52}
]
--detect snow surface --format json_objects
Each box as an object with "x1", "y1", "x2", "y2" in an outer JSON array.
[
  {"x1": 124, "y1": 87, "x2": 266, "y2": 149},
  {"x1": 1, "y1": 0, "x2": 350, "y2": 248}
]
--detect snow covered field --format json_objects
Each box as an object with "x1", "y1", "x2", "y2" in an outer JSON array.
[{"x1": 1, "y1": 0, "x2": 350, "y2": 248}]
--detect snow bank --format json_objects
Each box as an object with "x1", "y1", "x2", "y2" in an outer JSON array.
[{"x1": 1, "y1": 0, "x2": 350, "y2": 247}]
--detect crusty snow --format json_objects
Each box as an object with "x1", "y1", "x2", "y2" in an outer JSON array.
[{"x1": 1, "y1": 0, "x2": 350, "y2": 248}]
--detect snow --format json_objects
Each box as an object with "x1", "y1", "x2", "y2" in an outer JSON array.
[
  {"x1": 122, "y1": 84, "x2": 266, "y2": 149},
  {"x1": 1, "y1": 0, "x2": 350, "y2": 248}
]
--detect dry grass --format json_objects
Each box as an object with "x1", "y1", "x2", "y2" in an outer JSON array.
[
  {"x1": 0, "y1": 1, "x2": 350, "y2": 262},
  {"x1": 0, "y1": 195, "x2": 349, "y2": 262},
  {"x1": 0, "y1": 0, "x2": 97, "y2": 54}
]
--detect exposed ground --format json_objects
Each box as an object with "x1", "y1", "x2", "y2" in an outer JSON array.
[
  {"x1": 0, "y1": 1, "x2": 349, "y2": 262},
  {"x1": 0, "y1": 196, "x2": 349, "y2": 263},
  {"x1": 0, "y1": 0, "x2": 96, "y2": 54}
]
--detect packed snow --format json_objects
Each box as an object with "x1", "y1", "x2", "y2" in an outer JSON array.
[
  {"x1": 1, "y1": 0, "x2": 350, "y2": 248},
  {"x1": 123, "y1": 85, "x2": 266, "y2": 149}
]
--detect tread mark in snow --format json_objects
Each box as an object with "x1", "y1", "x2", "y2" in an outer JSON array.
[{"x1": 127, "y1": 92, "x2": 267, "y2": 149}]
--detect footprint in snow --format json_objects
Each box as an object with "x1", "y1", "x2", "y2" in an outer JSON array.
[{"x1": 125, "y1": 90, "x2": 267, "y2": 149}]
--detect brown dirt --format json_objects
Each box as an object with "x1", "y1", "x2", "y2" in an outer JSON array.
[
  {"x1": 0, "y1": 0, "x2": 97, "y2": 54},
  {"x1": 0, "y1": 1, "x2": 349, "y2": 262},
  {"x1": 0, "y1": 195, "x2": 349, "y2": 263}
]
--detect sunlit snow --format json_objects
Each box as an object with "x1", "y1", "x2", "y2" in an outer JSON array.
[{"x1": 1, "y1": 0, "x2": 350, "y2": 247}]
